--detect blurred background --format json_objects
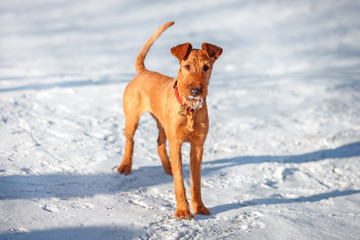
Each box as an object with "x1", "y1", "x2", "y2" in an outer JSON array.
[{"x1": 1, "y1": 0, "x2": 359, "y2": 84}]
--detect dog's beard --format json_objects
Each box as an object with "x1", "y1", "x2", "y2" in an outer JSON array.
[{"x1": 186, "y1": 96, "x2": 204, "y2": 110}]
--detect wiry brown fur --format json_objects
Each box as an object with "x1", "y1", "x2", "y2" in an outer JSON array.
[{"x1": 117, "y1": 21, "x2": 222, "y2": 219}]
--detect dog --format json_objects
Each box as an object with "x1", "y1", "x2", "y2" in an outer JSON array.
[{"x1": 117, "y1": 21, "x2": 222, "y2": 219}]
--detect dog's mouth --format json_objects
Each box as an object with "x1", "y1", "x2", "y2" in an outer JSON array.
[{"x1": 186, "y1": 96, "x2": 204, "y2": 110}]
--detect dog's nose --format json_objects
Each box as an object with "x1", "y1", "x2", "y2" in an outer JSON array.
[{"x1": 190, "y1": 88, "x2": 202, "y2": 97}]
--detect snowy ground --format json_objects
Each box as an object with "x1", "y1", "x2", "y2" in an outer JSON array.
[{"x1": 1, "y1": 0, "x2": 360, "y2": 239}]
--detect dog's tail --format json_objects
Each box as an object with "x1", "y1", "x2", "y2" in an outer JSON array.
[{"x1": 135, "y1": 21, "x2": 175, "y2": 73}]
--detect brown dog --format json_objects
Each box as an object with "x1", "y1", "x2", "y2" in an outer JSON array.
[{"x1": 117, "y1": 21, "x2": 222, "y2": 219}]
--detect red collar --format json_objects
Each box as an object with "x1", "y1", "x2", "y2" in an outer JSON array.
[{"x1": 173, "y1": 80, "x2": 195, "y2": 113}]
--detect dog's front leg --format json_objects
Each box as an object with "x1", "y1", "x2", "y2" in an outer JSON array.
[
  {"x1": 190, "y1": 142, "x2": 211, "y2": 215},
  {"x1": 169, "y1": 142, "x2": 194, "y2": 219}
]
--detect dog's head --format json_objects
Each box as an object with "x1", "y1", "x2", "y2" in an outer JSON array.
[{"x1": 171, "y1": 43, "x2": 222, "y2": 110}]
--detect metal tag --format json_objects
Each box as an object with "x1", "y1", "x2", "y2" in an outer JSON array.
[
  {"x1": 178, "y1": 110, "x2": 187, "y2": 116},
  {"x1": 178, "y1": 104, "x2": 187, "y2": 116}
]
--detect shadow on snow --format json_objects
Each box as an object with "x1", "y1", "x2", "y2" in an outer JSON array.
[
  {"x1": 0, "y1": 225, "x2": 141, "y2": 240},
  {"x1": 211, "y1": 189, "x2": 360, "y2": 215},
  {"x1": 0, "y1": 141, "x2": 359, "y2": 214},
  {"x1": 203, "y1": 141, "x2": 360, "y2": 175},
  {"x1": 0, "y1": 78, "x2": 129, "y2": 92}
]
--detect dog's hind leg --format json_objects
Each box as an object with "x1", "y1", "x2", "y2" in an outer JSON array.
[
  {"x1": 117, "y1": 111, "x2": 140, "y2": 175},
  {"x1": 117, "y1": 85, "x2": 142, "y2": 175},
  {"x1": 153, "y1": 115, "x2": 172, "y2": 175}
]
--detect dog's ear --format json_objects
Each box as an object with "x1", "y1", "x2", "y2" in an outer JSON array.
[
  {"x1": 202, "y1": 43, "x2": 223, "y2": 61},
  {"x1": 171, "y1": 43, "x2": 192, "y2": 60}
]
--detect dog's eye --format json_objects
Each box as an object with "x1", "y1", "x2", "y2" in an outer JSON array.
[
  {"x1": 184, "y1": 64, "x2": 190, "y2": 70},
  {"x1": 203, "y1": 65, "x2": 209, "y2": 71}
]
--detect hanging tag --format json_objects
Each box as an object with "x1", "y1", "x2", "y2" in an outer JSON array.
[
  {"x1": 178, "y1": 110, "x2": 187, "y2": 116},
  {"x1": 178, "y1": 104, "x2": 187, "y2": 116}
]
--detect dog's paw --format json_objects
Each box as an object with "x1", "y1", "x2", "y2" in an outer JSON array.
[
  {"x1": 175, "y1": 209, "x2": 194, "y2": 220},
  {"x1": 194, "y1": 205, "x2": 211, "y2": 215},
  {"x1": 117, "y1": 165, "x2": 131, "y2": 175}
]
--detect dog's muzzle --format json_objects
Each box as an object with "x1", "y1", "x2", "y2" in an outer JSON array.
[
  {"x1": 190, "y1": 88, "x2": 202, "y2": 97},
  {"x1": 187, "y1": 95, "x2": 204, "y2": 110}
]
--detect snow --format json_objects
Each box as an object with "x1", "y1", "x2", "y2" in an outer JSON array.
[{"x1": 1, "y1": 0, "x2": 360, "y2": 239}]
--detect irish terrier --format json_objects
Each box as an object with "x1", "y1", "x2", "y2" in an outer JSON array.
[{"x1": 117, "y1": 21, "x2": 222, "y2": 219}]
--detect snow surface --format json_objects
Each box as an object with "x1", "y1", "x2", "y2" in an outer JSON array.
[{"x1": 1, "y1": 0, "x2": 360, "y2": 239}]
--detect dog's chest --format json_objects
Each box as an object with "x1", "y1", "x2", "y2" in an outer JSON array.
[
  {"x1": 177, "y1": 114, "x2": 208, "y2": 141},
  {"x1": 184, "y1": 115, "x2": 195, "y2": 132}
]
